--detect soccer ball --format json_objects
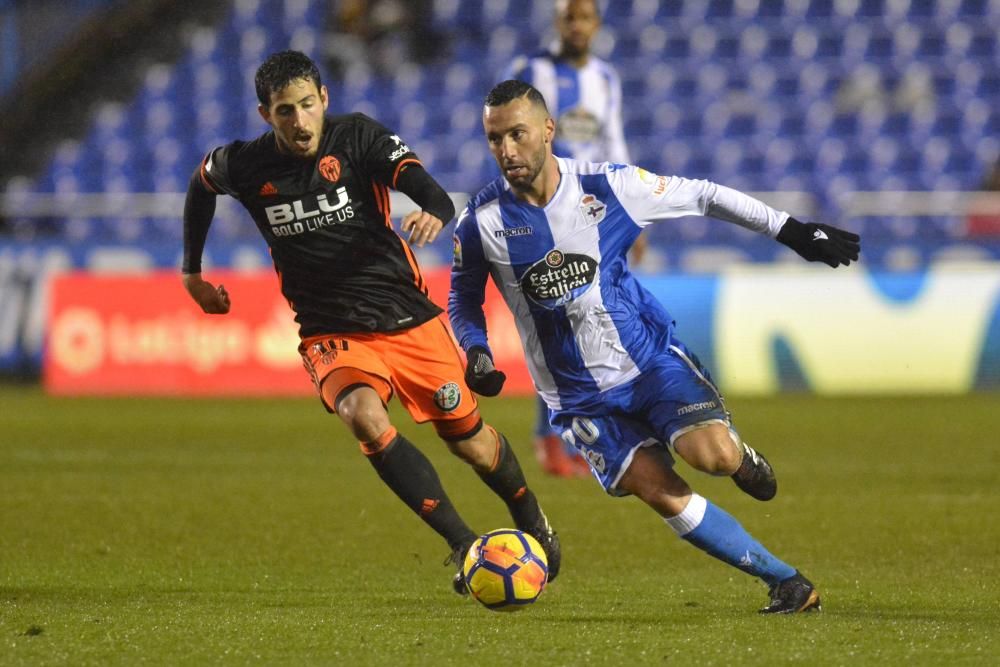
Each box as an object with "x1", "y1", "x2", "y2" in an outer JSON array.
[{"x1": 462, "y1": 528, "x2": 549, "y2": 611}]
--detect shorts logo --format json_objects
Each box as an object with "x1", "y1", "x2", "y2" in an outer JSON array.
[
  {"x1": 310, "y1": 341, "x2": 337, "y2": 366},
  {"x1": 318, "y1": 155, "x2": 341, "y2": 183},
  {"x1": 583, "y1": 449, "x2": 605, "y2": 474},
  {"x1": 677, "y1": 400, "x2": 717, "y2": 416},
  {"x1": 434, "y1": 382, "x2": 461, "y2": 412}
]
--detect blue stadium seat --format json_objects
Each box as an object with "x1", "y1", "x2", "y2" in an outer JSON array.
[
  {"x1": 907, "y1": 0, "x2": 939, "y2": 21},
  {"x1": 658, "y1": 140, "x2": 693, "y2": 176},
  {"x1": 612, "y1": 33, "x2": 641, "y2": 61},
  {"x1": 806, "y1": 0, "x2": 836, "y2": 21},
  {"x1": 958, "y1": 0, "x2": 989, "y2": 19},
  {"x1": 661, "y1": 34, "x2": 690, "y2": 60},
  {"x1": 857, "y1": 0, "x2": 888, "y2": 21},
  {"x1": 968, "y1": 31, "x2": 997, "y2": 60},
  {"x1": 625, "y1": 109, "x2": 653, "y2": 139}
]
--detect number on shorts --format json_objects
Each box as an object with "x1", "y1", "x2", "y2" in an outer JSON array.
[{"x1": 571, "y1": 417, "x2": 599, "y2": 445}]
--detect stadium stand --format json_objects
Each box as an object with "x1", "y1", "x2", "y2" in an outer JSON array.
[{"x1": 2, "y1": 0, "x2": 1000, "y2": 270}]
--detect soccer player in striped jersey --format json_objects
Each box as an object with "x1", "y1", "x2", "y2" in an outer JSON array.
[
  {"x1": 181, "y1": 51, "x2": 560, "y2": 594},
  {"x1": 506, "y1": 0, "x2": 638, "y2": 477},
  {"x1": 450, "y1": 80, "x2": 860, "y2": 613},
  {"x1": 504, "y1": 0, "x2": 628, "y2": 164}
]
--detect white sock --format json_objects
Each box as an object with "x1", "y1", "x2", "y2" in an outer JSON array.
[{"x1": 663, "y1": 493, "x2": 707, "y2": 537}]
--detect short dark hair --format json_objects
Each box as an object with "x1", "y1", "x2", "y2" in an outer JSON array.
[
  {"x1": 255, "y1": 50, "x2": 322, "y2": 106},
  {"x1": 484, "y1": 79, "x2": 549, "y2": 112}
]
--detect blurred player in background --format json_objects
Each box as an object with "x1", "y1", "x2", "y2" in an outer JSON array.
[
  {"x1": 504, "y1": 0, "x2": 627, "y2": 164},
  {"x1": 505, "y1": 0, "x2": 646, "y2": 477},
  {"x1": 180, "y1": 51, "x2": 559, "y2": 594},
  {"x1": 450, "y1": 81, "x2": 861, "y2": 613}
]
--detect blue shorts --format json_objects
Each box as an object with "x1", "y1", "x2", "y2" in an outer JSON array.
[{"x1": 549, "y1": 338, "x2": 733, "y2": 495}]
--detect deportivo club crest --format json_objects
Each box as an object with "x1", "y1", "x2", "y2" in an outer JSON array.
[
  {"x1": 434, "y1": 382, "x2": 461, "y2": 412},
  {"x1": 318, "y1": 155, "x2": 341, "y2": 183},
  {"x1": 579, "y1": 194, "x2": 606, "y2": 224}
]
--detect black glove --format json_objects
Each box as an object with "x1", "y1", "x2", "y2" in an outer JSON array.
[
  {"x1": 465, "y1": 346, "x2": 506, "y2": 397},
  {"x1": 776, "y1": 218, "x2": 861, "y2": 268}
]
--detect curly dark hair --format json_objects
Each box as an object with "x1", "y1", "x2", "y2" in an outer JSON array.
[
  {"x1": 484, "y1": 79, "x2": 549, "y2": 112},
  {"x1": 254, "y1": 50, "x2": 322, "y2": 106}
]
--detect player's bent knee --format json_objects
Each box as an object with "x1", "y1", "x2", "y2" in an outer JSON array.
[
  {"x1": 673, "y1": 422, "x2": 741, "y2": 475},
  {"x1": 335, "y1": 385, "x2": 392, "y2": 442}
]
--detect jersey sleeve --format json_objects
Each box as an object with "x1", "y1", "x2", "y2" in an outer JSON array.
[
  {"x1": 609, "y1": 165, "x2": 789, "y2": 237},
  {"x1": 355, "y1": 114, "x2": 421, "y2": 189},
  {"x1": 448, "y1": 205, "x2": 492, "y2": 353},
  {"x1": 200, "y1": 143, "x2": 240, "y2": 197}
]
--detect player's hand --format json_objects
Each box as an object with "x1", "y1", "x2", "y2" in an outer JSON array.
[
  {"x1": 182, "y1": 273, "x2": 231, "y2": 314},
  {"x1": 776, "y1": 218, "x2": 861, "y2": 268},
  {"x1": 465, "y1": 346, "x2": 506, "y2": 397},
  {"x1": 400, "y1": 210, "x2": 444, "y2": 247}
]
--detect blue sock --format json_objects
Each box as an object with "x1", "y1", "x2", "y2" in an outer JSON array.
[{"x1": 665, "y1": 494, "x2": 796, "y2": 586}]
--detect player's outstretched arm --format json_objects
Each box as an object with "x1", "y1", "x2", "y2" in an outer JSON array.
[
  {"x1": 182, "y1": 165, "x2": 229, "y2": 313},
  {"x1": 776, "y1": 218, "x2": 861, "y2": 268}
]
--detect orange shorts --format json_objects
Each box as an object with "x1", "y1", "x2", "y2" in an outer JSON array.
[{"x1": 299, "y1": 314, "x2": 481, "y2": 437}]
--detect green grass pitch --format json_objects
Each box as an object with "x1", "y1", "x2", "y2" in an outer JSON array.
[{"x1": 2, "y1": 387, "x2": 998, "y2": 665}]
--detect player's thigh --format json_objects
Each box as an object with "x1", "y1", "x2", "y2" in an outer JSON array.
[
  {"x1": 381, "y1": 315, "x2": 481, "y2": 436},
  {"x1": 639, "y1": 340, "x2": 733, "y2": 447},
  {"x1": 552, "y1": 411, "x2": 673, "y2": 496},
  {"x1": 300, "y1": 334, "x2": 394, "y2": 414}
]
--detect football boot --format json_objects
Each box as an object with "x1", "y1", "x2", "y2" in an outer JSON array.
[{"x1": 759, "y1": 572, "x2": 822, "y2": 614}]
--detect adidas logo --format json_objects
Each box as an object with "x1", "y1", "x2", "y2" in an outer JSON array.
[
  {"x1": 259, "y1": 181, "x2": 278, "y2": 196},
  {"x1": 419, "y1": 498, "x2": 440, "y2": 516}
]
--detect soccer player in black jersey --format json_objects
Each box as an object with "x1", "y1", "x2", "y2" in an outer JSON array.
[{"x1": 181, "y1": 50, "x2": 559, "y2": 593}]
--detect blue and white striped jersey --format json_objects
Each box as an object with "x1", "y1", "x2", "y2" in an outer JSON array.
[
  {"x1": 449, "y1": 158, "x2": 789, "y2": 411},
  {"x1": 505, "y1": 49, "x2": 629, "y2": 164}
]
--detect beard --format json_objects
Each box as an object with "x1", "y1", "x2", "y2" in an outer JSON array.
[{"x1": 503, "y1": 147, "x2": 546, "y2": 193}]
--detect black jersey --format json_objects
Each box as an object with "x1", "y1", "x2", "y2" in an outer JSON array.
[{"x1": 200, "y1": 113, "x2": 442, "y2": 336}]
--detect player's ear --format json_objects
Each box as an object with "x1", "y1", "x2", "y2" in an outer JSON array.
[
  {"x1": 257, "y1": 103, "x2": 271, "y2": 125},
  {"x1": 320, "y1": 85, "x2": 330, "y2": 111},
  {"x1": 544, "y1": 116, "x2": 555, "y2": 144}
]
